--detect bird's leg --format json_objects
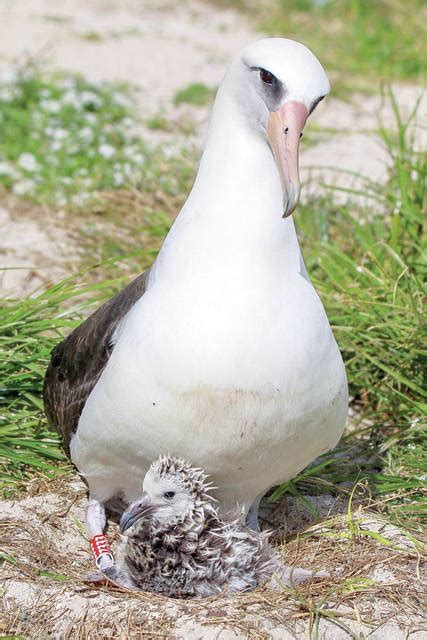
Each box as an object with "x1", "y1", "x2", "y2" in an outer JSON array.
[
  {"x1": 86, "y1": 498, "x2": 114, "y2": 570},
  {"x1": 245, "y1": 493, "x2": 263, "y2": 532}
]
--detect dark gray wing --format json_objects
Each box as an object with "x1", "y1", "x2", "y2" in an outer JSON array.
[{"x1": 43, "y1": 269, "x2": 150, "y2": 454}]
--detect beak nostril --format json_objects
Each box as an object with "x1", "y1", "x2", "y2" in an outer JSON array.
[
  {"x1": 300, "y1": 132, "x2": 303, "y2": 139},
  {"x1": 284, "y1": 127, "x2": 289, "y2": 135}
]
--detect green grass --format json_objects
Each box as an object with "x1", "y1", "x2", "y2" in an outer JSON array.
[
  {"x1": 173, "y1": 82, "x2": 215, "y2": 107},
  {"x1": 214, "y1": 0, "x2": 427, "y2": 90},
  {"x1": 0, "y1": 66, "x2": 146, "y2": 206},
  {"x1": 79, "y1": 31, "x2": 104, "y2": 42},
  {"x1": 0, "y1": 277, "x2": 127, "y2": 490},
  {"x1": 145, "y1": 113, "x2": 172, "y2": 132}
]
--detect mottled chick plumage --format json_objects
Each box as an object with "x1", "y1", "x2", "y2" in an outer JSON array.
[{"x1": 102, "y1": 455, "x2": 280, "y2": 598}]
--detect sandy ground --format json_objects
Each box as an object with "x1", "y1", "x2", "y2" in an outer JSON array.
[
  {"x1": 0, "y1": 0, "x2": 426, "y2": 296},
  {"x1": 0, "y1": 2, "x2": 426, "y2": 638},
  {"x1": 1, "y1": 475, "x2": 425, "y2": 639}
]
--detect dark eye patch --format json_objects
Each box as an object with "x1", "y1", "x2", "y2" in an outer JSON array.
[
  {"x1": 251, "y1": 66, "x2": 283, "y2": 109},
  {"x1": 164, "y1": 491, "x2": 175, "y2": 499}
]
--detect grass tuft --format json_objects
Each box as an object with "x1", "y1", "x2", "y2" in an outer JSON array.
[
  {"x1": 0, "y1": 277, "x2": 124, "y2": 490},
  {"x1": 173, "y1": 82, "x2": 215, "y2": 107},
  {"x1": 214, "y1": 0, "x2": 427, "y2": 91},
  {"x1": 276, "y1": 1, "x2": 427, "y2": 84}
]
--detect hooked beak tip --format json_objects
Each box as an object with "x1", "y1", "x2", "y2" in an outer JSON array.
[
  {"x1": 282, "y1": 182, "x2": 301, "y2": 218},
  {"x1": 119, "y1": 512, "x2": 134, "y2": 532},
  {"x1": 119, "y1": 494, "x2": 153, "y2": 532}
]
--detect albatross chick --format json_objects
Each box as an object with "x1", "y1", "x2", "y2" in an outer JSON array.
[
  {"x1": 91, "y1": 455, "x2": 325, "y2": 598},
  {"x1": 103, "y1": 455, "x2": 276, "y2": 597}
]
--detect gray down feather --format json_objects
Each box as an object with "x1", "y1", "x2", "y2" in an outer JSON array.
[{"x1": 103, "y1": 456, "x2": 280, "y2": 598}]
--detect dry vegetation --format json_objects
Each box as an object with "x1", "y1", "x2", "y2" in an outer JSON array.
[{"x1": 1, "y1": 475, "x2": 424, "y2": 639}]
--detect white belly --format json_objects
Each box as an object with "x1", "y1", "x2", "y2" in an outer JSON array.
[{"x1": 71, "y1": 272, "x2": 348, "y2": 510}]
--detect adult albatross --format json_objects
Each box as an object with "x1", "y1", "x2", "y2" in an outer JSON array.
[{"x1": 44, "y1": 38, "x2": 348, "y2": 570}]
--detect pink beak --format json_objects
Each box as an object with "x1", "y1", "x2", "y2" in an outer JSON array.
[{"x1": 267, "y1": 101, "x2": 308, "y2": 217}]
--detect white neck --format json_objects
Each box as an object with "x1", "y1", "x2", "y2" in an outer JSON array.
[{"x1": 150, "y1": 80, "x2": 304, "y2": 286}]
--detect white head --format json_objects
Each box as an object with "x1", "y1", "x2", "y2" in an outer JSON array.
[
  {"x1": 120, "y1": 456, "x2": 214, "y2": 531},
  {"x1": 219, "y1": 38, "x2": 330, "y2": 216}
]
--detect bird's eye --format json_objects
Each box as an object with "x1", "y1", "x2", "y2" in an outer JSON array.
[
  {"x1": 259, "y1": 69, "x2": 275, "y2": 85},
  {"x1": 163, "y1": 491, "x2": 175, "y2": 499}
]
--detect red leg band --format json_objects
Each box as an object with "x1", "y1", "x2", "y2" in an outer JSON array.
[{"x1": 90, "y1": 534, "x2": 113, "y2": 567}]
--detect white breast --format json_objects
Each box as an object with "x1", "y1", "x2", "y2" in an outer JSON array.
[
  {"x1": 72, "y1": 259, "x2": 347, "y2": 510},
  {"x1": 71, "y1": 71, "x2": 348, "y2": 511}
]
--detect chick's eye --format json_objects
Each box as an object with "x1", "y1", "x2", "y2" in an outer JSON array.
[
  {"x1": 259, "y1": 69, "x2": 275, "y2": 85},
  {"x1": 164, "y1": 491, "x2": 175, "y2": 499}
]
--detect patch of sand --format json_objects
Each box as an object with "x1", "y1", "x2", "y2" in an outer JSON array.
[
  {"x1": 0, "y1": 195, "x2": 72, "y2": 296},
  {"x1": 1, "y1": 475, "x2": 424, "y2": 639}
]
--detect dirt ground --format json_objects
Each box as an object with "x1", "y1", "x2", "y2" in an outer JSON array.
[
  {"x1": 1, "y1": 474, "x2": 425, "y2": 639},
  {"x1": 0, "y1": 1, "x2": 425, "y2": 638}
]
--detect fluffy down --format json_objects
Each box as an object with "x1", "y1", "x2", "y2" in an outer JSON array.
[{"x1": 102, "y1": 455, "x2": 280, "y2": 598}]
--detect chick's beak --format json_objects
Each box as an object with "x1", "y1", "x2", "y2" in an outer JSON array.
[
  {"x1": 267, "y1": 101, "x2": 308, "y2": 217},
  {"x1": 120, "y1": 492, "x2": 153, "y2": 532}
]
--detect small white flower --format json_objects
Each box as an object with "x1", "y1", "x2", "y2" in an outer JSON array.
[
  {"x1": 63, "y1": 90, "x2": 82, "y2": 109},
  {"x1": 52, "y1": 128, "x2": 68, "y2": 140},
  {"x1": 113, "y1": 92, "x2": 131, "y2": 108},
  {"x1": 122, "y1": 117, "x2": 134, "y2": 129},
  {"x1": 18, "y1": 152, "x2": 39, "y2": 172},
  {"x1": 1, "y1": 68, "x2": 17, "y2": 83},
  {"x1": 113, "y1": 171, "x2": 124, "y2": 186},
  {"x1": 59, "y1": 77, "x2": 76, "y2": 91},
  {"x1": 71, "y1": 192, "x2": 90, "y2": 206},
  {"x1": 79, "y1": 127, "x2": 93, "y2": 142},
  {"x1": 51, "y1": 140, "x2": 62, "y2": 152},
  {"x1": 356, "y1": 266, "x2": 363, "y2": 273},
  {"x1": 13, "y1": 179, "x2": 35, "y2": 195},
  {"x1": 55, "y1": 194, "x2": 68, "y2": 206},
  {"x1": 85, "y1": 113, "x2": 97, "y2": 125},
  {"x1": 131, "y1": 152, "x2": 144, "y2": 165},
  {"x1": 0, "y1": 87, "x2": 15, "y2": 101},
  {"x1": 81, "y1": 91, "x2": 102, "y2": 108},
  {"x1": 99, "y1": 143, "x2": 115, "y2": 158},
  {"x1": 0, "y1": 161, "x2": 16, "y2": 176},
  {"x1": 393, "y1": 199, "x2": 402, "y2": 215},
  {"x1": 42, "y1": 100, "x2": 61, "y2": 113}
]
